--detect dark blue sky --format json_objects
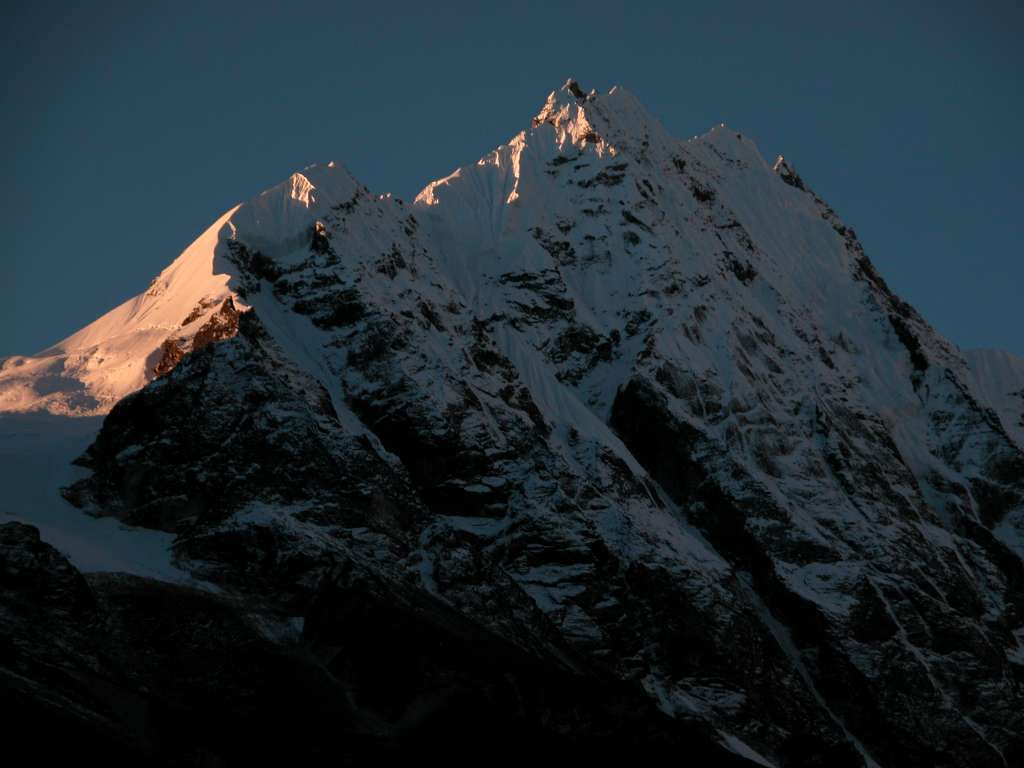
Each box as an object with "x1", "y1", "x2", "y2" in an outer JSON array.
[{"x1": 2, "y1": 1, "x2": 1021, "y2": 356}]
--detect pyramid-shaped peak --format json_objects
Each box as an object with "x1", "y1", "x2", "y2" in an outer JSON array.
[
  {"x1": 260, "y1": 161, "x2": 359, "y2": 208},
  {"x1": 534, "y1": 78, "x2": 595, "y2": 125},
  {"x1": 230, "y1": 161, "x2": 362, "y2": 245},
  {"x1": 533, "y1": 79, "x2": 659, "y2": 138}
]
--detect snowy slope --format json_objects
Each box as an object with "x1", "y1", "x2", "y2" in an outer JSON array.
[
  {"x1": 0, "y1": 412, "x2": 187, "y2": 579},
  {"x1": 964, "y1": 347, "x2": 1024, "y2": 448}
]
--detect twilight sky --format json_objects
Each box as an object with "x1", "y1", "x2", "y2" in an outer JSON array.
[{"x1": 1, "y1": 0, "x2": 1021, "y2": 356}]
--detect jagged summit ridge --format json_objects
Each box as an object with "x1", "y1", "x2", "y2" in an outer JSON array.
[
  {"x1": 532, "y1": 77, "x2": 597, "y2": 128},
  {"x1": 0, "y1": 78, "x2": 768, "y2": 417}
]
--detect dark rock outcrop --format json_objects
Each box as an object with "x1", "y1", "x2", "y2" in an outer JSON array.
[
  {"x1": 0, "y1": 522, "x2": 754, "y2": 766},
  {"x1": 154, "y1": 296, "x2": 241, "y2": 377}
]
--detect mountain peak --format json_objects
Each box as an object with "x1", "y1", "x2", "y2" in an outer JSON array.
[
  {"x1": 259, "y1": 161, "x2": 357, "y2": 209},
  {"x1": 228, "y1": 161, "x2": 361, "y2": 252},
  {"x1": 533, "y1": 78, "x2": 594, "y2": 127},
  {"x1": 5, "y1": 80, "x2": 1024, "y2": 767},
  {"x1": 529, "y1": 79, "x2": 667, "y2": 158}
]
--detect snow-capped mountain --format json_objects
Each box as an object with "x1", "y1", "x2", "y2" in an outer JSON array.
[
  {"x1": 0, "y1": 163, "x2": 362, "y2": 415},
  {"x1": 2, "y1": 80, "x2": 1023, "y2": 766}
]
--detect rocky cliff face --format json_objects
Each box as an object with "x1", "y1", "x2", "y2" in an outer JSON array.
[
  {"x1": 3, "y1": 80, "x2": 1023, "y2": 766},
  {"x1": 4, "y1": 521, "x2": 751, "y2": 766}
]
